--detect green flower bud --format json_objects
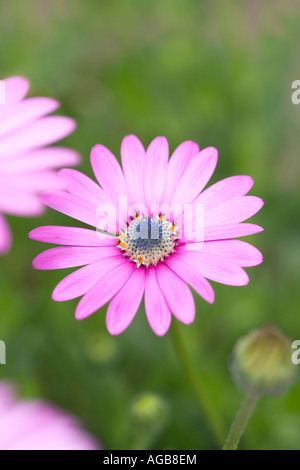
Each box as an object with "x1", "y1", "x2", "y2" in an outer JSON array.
[
  {"x1": 129, "y1": 392, "x2": 169, "y2": 432},
  {"x1": 230, "y1": 325, "x2": 296, "y2": 396},
  {"x1": 85, "y1": 332, "x2": 117, "y2": 364}
]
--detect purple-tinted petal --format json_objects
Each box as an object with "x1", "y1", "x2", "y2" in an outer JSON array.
[
  {"x1": 0, "y1": 172, "x2": 63, "y2": 192},
  {"x1": 13, "y1": 417, "x2": 99, "y2": 450},
  {"x1": 52, "y1": 256, "x2": 125, "y2": 301},
  {"x1": 33, "y1": 246, "x2": 119, "y2": 270},
  {"x1": 162, "y1": 140, "x2": 199, "y2": 205},
  {"x1": 29, "y1": 225, "x2": 116, "y2": 246},
  {"x1": 0, "y1": 381, "x2": 100, "y2": 450},
  {"x1": 156, "y1": 264, "x2": 195, "y2": 324},
  {"x1": 58, "y1": 169, "x2": 114, "y2": 207},
  {"x1": 181, "y1": 222, "x2": 264, "y2": 243},
  {"x1": 178, "y1": 249, "x2": 249, "y2": 286},
  {"x1": 144, "y1": 137, "x2": 169, "y2": 211},
  {"x1": 144, "y1": 268, "x2": 171, "y2": 336},
  {"x1": 199, "y1": 240, "x2": 263, "y2": 267},
  {"x1": 204, "y1": 196, "x2": 264, "y2": 226},
  {"x1": 170, "y1": 147, "x2": 218, "y2": 206},
  {"x1": 0, "y1": 215, "x2": 11, "y2": 254},
  {"x1": 121, "y1": 135, "x2": 146, "y2": 206},
  {"x1": 196, "y1": 175, "x2": 254, "y2": 208},
  {"x1": 165, "y1": 255, "x2": 215, "y2": 303},
  {"x1": 0, "y1": 98, "x2": 59, "y2": 139},
  {"x1": 90, "y1": 144, "x2": 131, "y2": 206},
  {"x1": 0, "y1": 148, "x2": 80, "y2": 173},
  {"x1": 106, "y1": 268, "x2": 145, "y2": 335},
  {"x1": 40, "y1": 191, "x2": 116, "y2": 232},
  {"x1": 0, "y1": 190, "x2": 44, "y2": 216},
  {"x1": 75, "y1": 260, "x2": 135, "y2": 320},
  {"x1": 3, "y1": 76, "x2": 29, "y2": 104},
  {"x1": 182, "y1": 196, "x2": 263, "y2": 240},
  {"x1": 0, "y1": 117, "x2": 76, "y2": 157}
]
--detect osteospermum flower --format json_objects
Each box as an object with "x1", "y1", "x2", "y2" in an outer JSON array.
[
  {"x1": 0, "y1": 76, "x2": 80, "y2": 254},
  {"x1": 29, "y1": 136, "x2": 263, "y2": 336},
  {"x1": 0, "y1": 381, "x2": 100, "y2": 450}
]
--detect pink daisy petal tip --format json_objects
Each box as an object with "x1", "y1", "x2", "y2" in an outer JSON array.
[
  {"x1": 0, "y1": 381, "x2": 101, "y2": 450},
  {"x1": 0, "y1": 76, "x2": 80, "y2": 255},
  {"x1": 30, "y1": 136, "x2": 263, "y2": 336}
]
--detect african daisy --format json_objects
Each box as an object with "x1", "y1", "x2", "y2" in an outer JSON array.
[
  {"x1": 0, "y1": 381, "x2": 100, "y2": 450},
  {"x1": 29, "y1": 136, "x2": 263, "y2": 336},
  {"x1": 0, "y1": 76, "x2": 80, "y2": 254}
]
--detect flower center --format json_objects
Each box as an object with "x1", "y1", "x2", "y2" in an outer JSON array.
[{"x1": 117, "y1": 214, "x2": 178, "y2": 267}]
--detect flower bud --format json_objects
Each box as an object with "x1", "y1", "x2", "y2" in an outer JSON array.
[
  {"x1": 230, "y1": 325, "x2": 296, "y2": 396},
  {"x1": 85, "y1": 332, "x2": 117, "y2": 364},
  {"x1": 129, "y1": 392, "x2": 169, "y2": 432}
]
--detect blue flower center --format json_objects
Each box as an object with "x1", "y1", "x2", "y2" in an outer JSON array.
[{"x1": 117, "y1": 215, "x2": 178, "y2": 267}]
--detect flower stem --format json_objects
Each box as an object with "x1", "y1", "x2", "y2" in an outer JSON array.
[
  {"x1": 223, "y1": 393, "x2": 259, "y2": 450},
  {"x1": 171, "y1": 321, "x2": 225, "y2": 447}
]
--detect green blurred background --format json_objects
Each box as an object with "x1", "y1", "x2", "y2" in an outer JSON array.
[{"x1": 1, "y1": 0, "x2": 300, "y2": 450}]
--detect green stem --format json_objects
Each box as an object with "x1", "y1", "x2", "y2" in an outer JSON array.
[
  {"x1": 223, "y1": 393, "x2": 259, "y2": 450},
  {"x1": 171, "y1": 321, "x2": 226, "y2": 447}
]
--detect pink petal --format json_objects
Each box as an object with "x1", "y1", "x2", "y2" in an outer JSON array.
[
  {"x1": 144, "y1": 268, "x2": 171, "y2": 336},
  {"x1": 106, "y1": 268, "x2": 145, "y2": 335},
  {"x1": 0, "y1": 382, "x2": 15, "y2": 415},
  {"x1": 156, "y1": 264, "x2": 195, "y2": 324},
  {"x1": 204, "y1": 223, "x2": 264, "y2": 241},
  {"x1": 33, "y1": 246, "x2": 119, "y2": 270},
  {"x1": 14, "y1": 426, "x2": 98, "y2": 450},
  {"x1": 14, "y1": 418, "x2": 99, "y2": 450},
  {"x1": 58, "y1": 169, "x2": 113, "y2": 207},
  {"x1": 0, "y1": 214, "x2": 12, "y2": 254},
  {"x1": 58, "y1": 170, "x2": 117, "y2": 232},
  {"x1": 204, "y1": 196, "x2": 264, "y2": 226},
  {"x1": 121, "y1": 135, "x2": 146, "y2": 206},
  {"x1": 90, "y1": 144, "x2": 131, "y2": 207},
  {"x1": 0, "y1": 148, "x2": 80, "y2": 173},
  {"x1": 162, "y1": 140, "x2": 199, "y2": 205},
  {"x1": 165, "y1": 255, "x2": 215, "y2": 303},
  {"x1": 181, "y1": 223, "x2": 264, "y2": 243},
  {"x1": 39, "y1": 191, "x2": 112, "y2": 231},
  {"x1": 178, "y1": 249, "x2": 249, "y2": 286},
  {"x1": 182, "y1": 196, "x2": 263, "y2": 240},
  {"x1": 144, "y1": 137, "x2": 169, "y2": 211},
  {"x1": 170, "y1": 147, "x2": 218, "y2": 206},
  {"x1": 3, "y1": 76, "x2": 29, "y2": 104},
  {"x1": 0, "y1": 400, "x2": 99, "y2": 450},
  {"x1": 29, "y1": 225, "x2": 116, "y2": 246},
  {"x1": 0, "y1": 98, "x2": 59, "y2": 139},
  {"x1": 52, "y1": 256, "x2": 126, "y2": 301},
  {"x1": 0, "y1": 172, "x2": 63, "y2": 191},
  {"x1": 0, "y1": 403, "x2": 57, "y2": 449},
  {"x1": 0, "y1": 190, "x2": 44, "y2": 216},
  {"x1": 199, "y1": 240, "x2": 263, "y2": 267},
  {"x1": 75, "y1": 260, "x2": 135, "y2": 319},
  {"x1": 196, "y1": 175, "x2": 254, "y2": 208},
  {"x1": 0, "y1": 116, "x2": 76, "y2": 157}
]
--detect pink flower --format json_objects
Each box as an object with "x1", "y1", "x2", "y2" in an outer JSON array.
[
  {"x1": 0, "y1": 76, "x2": 80, "y2": 255},
  {"x1": 29, "y1": 136, "x2": 263, "y2": 336},
  {"x1": 0, "y1": 381, "x2": 100, "y2": 450}
]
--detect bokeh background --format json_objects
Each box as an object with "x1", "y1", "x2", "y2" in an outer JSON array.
[{"x1": 1, "y1": 0, "x2": 300, "y2": 450}]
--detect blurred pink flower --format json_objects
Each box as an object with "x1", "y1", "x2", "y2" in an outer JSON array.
[
  {"x1": 29, "y1": 136, "x2": 264, "y2": 336},
  {"x1": 0, "y1": 381, "x2": 100, "y2": 450},
  {"x1": 0, "y1": 76, "x2": 80, "y2": 255}
]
